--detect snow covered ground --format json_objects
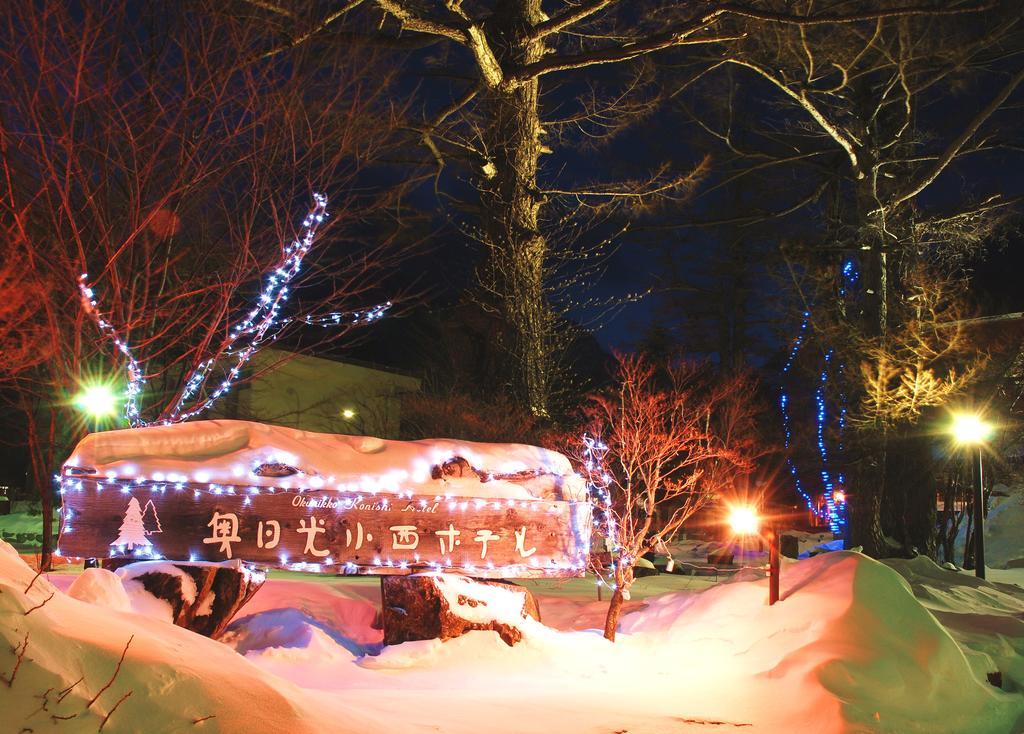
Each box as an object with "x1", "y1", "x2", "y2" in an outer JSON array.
[
  {"x1": 3, "y1": 541, "x2": 1023, "y2": 733},
  {"x1": 955, "y1": 483, "x2": 1024, "y2": 570}
]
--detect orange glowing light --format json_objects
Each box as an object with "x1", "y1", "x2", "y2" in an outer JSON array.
[{"x1": 727, "y1": 504, "x2": 761, "y2": 535}]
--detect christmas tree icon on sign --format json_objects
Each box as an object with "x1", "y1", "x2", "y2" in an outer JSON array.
[
  {"x1": 110, "y1": 497, "x2": 152, "y2": 551},
  {"x1": 142, "y1": 499, "x2": 162, "y2": 535}
]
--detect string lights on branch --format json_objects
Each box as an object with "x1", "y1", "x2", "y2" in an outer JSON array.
[
  {"x1": 78, "y1": 276, "x2": 147, "y2": 427},
  {"x1": 580, "y1": 433, "x2": 626, "y2": 589},
  {"x1": 167, "y1": 193, "x2": 329, "y2": 423},
  {"x1": 277, "y1": 301, "x2": 393, "y2": 329},
  {"x1": 79, "y1": 193, "x2": 385, "y2": 429}
]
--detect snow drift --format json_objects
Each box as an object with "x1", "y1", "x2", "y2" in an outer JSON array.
[{"x1": 3, "y1": 542, "x2": 1022, "y2": 733}]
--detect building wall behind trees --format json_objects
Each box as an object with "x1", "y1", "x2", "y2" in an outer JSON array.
[{"x1": 222, "y1": 348, "x2": 420, "y2": 438}]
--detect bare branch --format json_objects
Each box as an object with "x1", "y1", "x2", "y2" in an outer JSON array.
[
  {"x1": 530, "y1": 0, "x2": 618, "y2": 39},
  {"x1": 715, "y1": 2, "x2": 994, "y2": 27},
  {"x1": 724, "y1": 58, "x2": 864, "y2": 176},
  {"x1": 372, "y1": 1, "x2": 466, "y2": 44},
  {"x1": 1, "y1": 632, "x2": 29, "y2": 688},
  {"x1": 86, "y1": 636, "x2": 133, "y2": 710},
  {"x1": 374, "y1": 1, "x2": 503, "y2": 87},
  {"x1": 238, "y1": 0, "x2": 296, "y2": 18},
  {"x1": 886, "y1": 66, "x2": 1024, "y2": 210},
  {"x1": 98, "y1": 691, "x2": 132, "y2": 732},
  {"x1": 254, "y1": 0, "x2": 369, "y2": 60},
  {"x1": 519, "y1": 1, "x2": 992, "y2": 82},
  {"x1": 514, "y1": 29, "x2": 744, "y2": 82},
  {"x1": 24, "y1": 568, "x2": 44, "y2": 595},
  {"x1": 23, "y1": 592, "x2": 55, "y2": 615},
  {"x1": 57, "y1": 676, "x2": 84, "y2": 703}
]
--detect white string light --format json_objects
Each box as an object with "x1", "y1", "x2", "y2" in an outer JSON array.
[
  {"x1": 78, "y1": 275, "x2": 147, "y2": 427},
  {"x1": 56, "y1": 472, "x2": 592, "y2": 578},
  {"x1": 80, "y1": 193, "x2": 358, "y2": 428},
  {"x1": 168, "y1": 193, "x2": 330, "y2": 422}
]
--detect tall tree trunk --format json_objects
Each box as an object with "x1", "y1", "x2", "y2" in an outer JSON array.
[
  {"x1": 718, "y1": 235, "x2": 746, "y2": 373},
  {"x1": 848, "y1": 448, "x2": 887, "y2": 556},
  {"x1": 478, "y1": 0, "x2": 554, "y2": 417},
  {"x1": 847, "y1": 171, "x2": 890, "y2": 557}
]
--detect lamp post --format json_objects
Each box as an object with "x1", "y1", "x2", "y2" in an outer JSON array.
[
  {"x1": 727, "y1": 504, "x2": 780, "y2": 605},
  {"x1": 950, "y1": 413, "x2": 993, "y2": 580}
]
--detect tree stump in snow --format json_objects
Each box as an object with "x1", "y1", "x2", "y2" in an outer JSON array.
[
  {"x1": 117, "y1": 560, "x2": 266, "y2": 639},
  {"x1": 381, "y1": 573, "x2": 541, "y2": 647}
]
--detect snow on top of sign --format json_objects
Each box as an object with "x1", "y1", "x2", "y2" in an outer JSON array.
[{"x1": 64, "y1": 419, "x2": 586, "y2": 501}]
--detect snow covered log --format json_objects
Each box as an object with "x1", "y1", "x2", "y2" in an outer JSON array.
[
  {"x1": 116, "y1": 560, "x2": 266, "y2": 638},
  {"x1": 381, "y1": 574, "x2": 541, "y2": 647}
]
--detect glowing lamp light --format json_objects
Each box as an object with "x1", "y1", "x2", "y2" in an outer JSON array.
[
  {"x1": 341, "y1": 408, "x2": 356, "y2": 420},
  {"x1": 74, "y1": 383, "x2": 119, "y2": 419},
  {"x1": 950, "y1": 413, "x2": 993, "y2": 446},
  {"x1": 727, "y1": 505, "x2": 761, "y2": 536}
]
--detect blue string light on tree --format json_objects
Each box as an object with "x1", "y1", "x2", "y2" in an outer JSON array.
[
  {"x1": 816, "y1": 350, "x2": 840, "y2": 532},
  {"x1": 778, "y1": 313, "x2": 819, "y2": 518},
  {"x1": 778, "y1": 256, "x2": 861, "y2": 533}
]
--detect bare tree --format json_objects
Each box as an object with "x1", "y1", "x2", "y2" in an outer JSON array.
[
  {"x1": 233, "y1": 0, "x2": 988, "y2": 418},
  {"x1": 0, "y1": 1, "x2": 408, "y2": 567},
  {"x1": 663, "y1": 0, "x2": 1022, "y2": 554},
  {"x1": 571, "y1": 353, "x2": 760, "y2": 640}
]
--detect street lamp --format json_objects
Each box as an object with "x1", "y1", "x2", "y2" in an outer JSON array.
[
  {"x1": 73, "y1": 382, "x2": 119, "y2": 428},
  {"x1": 727, "y1": 503, "x2": 780, "y2": 605},
  {"x1": 950, "y1": 412, "x2": 993, "y2": 579}
]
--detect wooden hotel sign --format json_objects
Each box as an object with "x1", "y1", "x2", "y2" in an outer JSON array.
[{"x1": 58, "y1": 476, "x2": 592, "y2": 579}]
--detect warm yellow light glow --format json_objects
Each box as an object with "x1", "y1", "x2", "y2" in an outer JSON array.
[
  {"x1": 74, "y1": 383, "x2": 119, "y2": 418},
  {"x1": 341, "y1": 408, "x2": 356, "y2": 420},
  {"x1": 833, "y1": 489, "x2": 846, "y2": 504},
  {"x1": 727, "y1": 504, "x2": 761, "y2": 535},
  {"x1": 950, "y1": 413, "x2": 992, "y2": 445}
]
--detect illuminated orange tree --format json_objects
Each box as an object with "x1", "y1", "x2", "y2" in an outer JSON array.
[
  {"x1": 0, "y1": 1, "x2": 409, "y2": 567},
  {"x1": 574, "y1": 353, "x2": 761, "y2": 640}
]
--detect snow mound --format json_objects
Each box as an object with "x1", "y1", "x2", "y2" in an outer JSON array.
[
  {"x1": 885, "y1": 554, "x2": 1024, "y2": 694},
  {"x1": 224, "y1": 608, "x2": 369, "y2": 658},
  {"x1": 433, "y1": 574, "x2": 545, "y2": 630},
  {"x1": 623, "y1": 551, "x2": 1021, "y2": 732},
  {"x1": 0, "y1": 541, "x2": 376, "y2": 733},
  {"x1": 66, "y1": 568, "x2": 131, "y2": 612},
  {"x1": 65, "y1": 419, "x2": 586, "y2": 501}
]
